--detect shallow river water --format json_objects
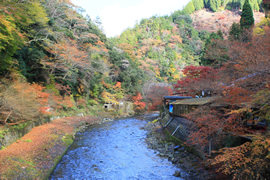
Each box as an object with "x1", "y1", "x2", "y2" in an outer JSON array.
[{"x1": 50, "y1": 115, "x2": 183, "y2": 180}]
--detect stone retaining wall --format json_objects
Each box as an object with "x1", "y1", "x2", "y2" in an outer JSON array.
[{"x1": 159, "y1": 111, "x2": 205, "y2": 159}]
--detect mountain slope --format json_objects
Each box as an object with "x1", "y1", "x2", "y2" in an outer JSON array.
[{"x1": 191, "y1": 9, "x2": 264, "y2": 37}]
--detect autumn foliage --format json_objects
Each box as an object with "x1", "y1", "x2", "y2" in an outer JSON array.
[
  {"x1": 211, "y1": 135, "x2": 270, "y2": 179},
  {"x1": 132, "y1": 92, "x2": 146, "y2": 112},
  {"x1": 174, "y1": 65, "x2": 218, "y2": 96},
  {"x1": 146, "y1": 85, "x2": 173, "y2": 111},
  {"x1": 174, "y1": 21, "x2": 270, "y2": 179},
  {"x1": 185, "y1": 107, "x2": 224, "y2": 150},
  {"x1": 0, "y1": 78, "x2": 49, "y2": 124}
]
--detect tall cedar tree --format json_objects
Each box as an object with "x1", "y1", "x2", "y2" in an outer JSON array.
[
  {"x1": 240, "y1": 0, "x2": 255, "y2": 29},
  {"x1": 263, "y1": 0, "x2": 270, "y2": 17}
]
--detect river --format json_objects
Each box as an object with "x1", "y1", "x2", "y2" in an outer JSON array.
[{"x1": 49, "y1": 115, "x2": 184, "y2": 179}]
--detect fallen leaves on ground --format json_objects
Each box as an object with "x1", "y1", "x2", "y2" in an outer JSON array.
[{"x1": 0, "y1": 116, "x2": 100, "y2": 179}]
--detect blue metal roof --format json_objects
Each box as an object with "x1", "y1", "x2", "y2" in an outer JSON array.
[{"x1": 163, "y1": 96, "x2": 192, "y2": 100}]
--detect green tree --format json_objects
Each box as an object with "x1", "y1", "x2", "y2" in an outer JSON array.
[
  {"x1": 263, "y1": 0, "x2": 270, "y2": 17},
  {"x1": 0, "y1": 0, "x2": 48, "y2": 74},
  {"x1": 228, "y1": 22, "x2": 242, "y2": 40},
  {"x1": 204, "y1": 0, "x2": 210, "y2": 8},
  {"x1": 0, "y1": 14, "x2": 23, "y2": 73},
  {"x1": 217, "y1": 29, "x2": 224, "y2": 39},
  {"x1": 240, "y1": 0, "x2": 255, "y2": 29},
  {"x1": 193, "y1": 0, "x2": 205, "y2": 10},
  {"x1": 209, "y1": 0, "x2": 221, "y2": 12},
  {"x1": 181, "y1": 1, "x2": 196, "y2": 15}
]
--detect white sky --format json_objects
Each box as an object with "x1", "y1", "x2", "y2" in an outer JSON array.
[{"x1": 72, "y1": 0, "x2": 191, "y2": 37}]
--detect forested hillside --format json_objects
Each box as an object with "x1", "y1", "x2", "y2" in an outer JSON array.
[
  {"x1": 0, "y1": 0, "x2": 152, "y2": 125},
  {"x1": 110, "y1": 15, "x2": 203, "y2": 83},
  {"x1": 0, "y1": 0, "x2": 268, "y2": 123},
  {"x1": 173, "y1": 0, "x2": 264, "y2": 14},
  {"x1": 1, "y1": 0, "x2": 270, "y2": 179}
]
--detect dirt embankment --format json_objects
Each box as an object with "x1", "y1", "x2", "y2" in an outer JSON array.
[
  {"x1": 0, "y1": 116, "x2": 101, "y2": 179},
  {"x1": 191, "y1": 9, "x2": 264, "y2": 38}
]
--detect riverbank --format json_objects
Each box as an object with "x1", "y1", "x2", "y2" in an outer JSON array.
[
  {"x1": 0, "y1": 115, "x2": 102, "y2": 179},
  {"x1": 0, "y1": 112, "x2": 218, "y2": 179},
  {"x1": 144, "y1": 120, "x2": 218, "y2": 180}
]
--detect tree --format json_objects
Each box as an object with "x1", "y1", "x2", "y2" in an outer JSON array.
[
  {"x1": 174, "y1": 65, "x2": 219, "y2": 96},
  {"x1": 185, "y1": 107, "x2": 225, "y2": 156},
  {"x1": 193, "y1": 0, "x2": 205, "y2": 10},
  {"x1": 225, "y1": 27, "x2": 270, "y2": 86},
  {"x1": 209, "y1": 0, "x2": 221, "y2": 12},
  {"x1": 0, "y1": 77, "x2": 49, "y2": 124},
  {"x1": 228, "y1": 22, "x2": 242, "y2": 40},
  {"x1": 253, "y1": 17, "x2": 270, "y2": 35},
  {"x1": 146, "y1": 85, "x2": 172, "y2": 110},
  {"x1": 113, "y1": 82, "x2": 124, "y2": 99},
  {"x1": 263, "y1": 0, "x2": 270, "y2": 17},
  {"x1": 217, "y1": 29, "x2": 224, "y2": 39},
  {"x1": 132, "y1": 92, "x2": 146, "y2": 112},
  {"x1": 202, "y1": 32, "x2": 229, "y2": 66},
  {"x1": 181, "y1": 1, "x2": 196, "y2": 15},
  {"x1": 211, "y1": 135, "x2": 270, "y2": 179},
  {"x1": 0, "y1": 13, "x2": 24, "y2": 73},
  {"x1": 0, "y1": 0, "x2": 48, "y2": 73},
  {"x1": 240, "y1": 0, "x2": 255, "y2": 29}
]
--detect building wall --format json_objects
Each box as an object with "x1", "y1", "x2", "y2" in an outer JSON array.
[{"x1": 172, "y1": 104, "x2": 198, "y2": 115}]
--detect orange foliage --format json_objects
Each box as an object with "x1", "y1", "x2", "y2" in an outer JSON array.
[
  {"x1": 132, "y1": 92, "x2": 146, "y2": 112},
  {"x1": 170, "y1": 35, "x2": 182, "y2": 44},
  {"x1": 55, "y1": 83, "x2": 71, "y2": 96},
  {"x1": 118, "y1": 43, "x2": 136, "y2": 60},
  {"x1": 101, "y1": 80, "x2": 111, "y2": 89},
  {"x1": 223, "y1": 86, "x2": 252, "y2": 105},
  {"x1": 50, "y1": 95, "x2": 73, "y2": 110},
  {"x1": 217, "y1": 15, "x2": 225, "y2": 20},
  {"x1": 44, "y1": 38, "x2": 90, "y2": 75},
  {"x1": 77, "y1": 98, "x2": 86, "y2": 107},
  {"x1": 113, "y1": 82, "x2": 122, "y2": 89},
  {"x1": 185, "y1": 108, "x2": 225, "y2": 149},
  {"x1": 94, "y1": 40, "x2": 108, "y2": 53},
  {"x1": 0, "y1": 80, "x2": 50, "y2": 124},
  {"x1": 211, "y1": 135, "x2": 270, "y2": 179}
]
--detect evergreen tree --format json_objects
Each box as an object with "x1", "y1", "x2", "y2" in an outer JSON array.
[
  {"x1": 209, "y1": 0, "x2": 221, "y2": 12},
  {"x1": 193, "y1": 0, "x2": 205, "y2": 10},
  {"x1": 263, "y1": 0, "x2": 270, "y2": 17},
  {"x1": 181, "y1": 1, "x2": 196, "y2": 15},
  {"x1": 228, "y1": 22, "x2": 242, "y2": 40},
  {"x1": 240, "y1": 0, "x2": 255, "y2": 29},
  {"x1": 217, "y1": 29, "x2": 224, "y2": 39},
  {"x1": 204, "y1": 0, "x2": 210, "y2": 8}
]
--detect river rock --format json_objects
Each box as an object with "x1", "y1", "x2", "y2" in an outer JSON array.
[{"x1": 173, "y1": 170, "x2": 181, "y2": 177}]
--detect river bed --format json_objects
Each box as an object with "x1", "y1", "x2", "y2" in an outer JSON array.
[{"x1": 49, "y1": 115, "x2": 185, "y2": 179}]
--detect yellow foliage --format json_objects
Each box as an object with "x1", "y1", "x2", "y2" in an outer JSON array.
[
  {"x1": 28, "y1": 1, "x2": 49, "y2": 27},
  {"x1": 101, "y1": 91, "x2": 119, "y2": 105},
  {"x1": 254, "y1": 17, "x2": 270, "y2": 35}
]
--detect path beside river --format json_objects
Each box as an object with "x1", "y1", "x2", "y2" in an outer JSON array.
[{"x1": 0, "y1": 116, "x2": 101, "y2": 179}]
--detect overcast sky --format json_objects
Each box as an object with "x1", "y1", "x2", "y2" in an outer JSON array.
[{"x1": 72, "y1": 0, "x2": 191, "y2": 37}]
